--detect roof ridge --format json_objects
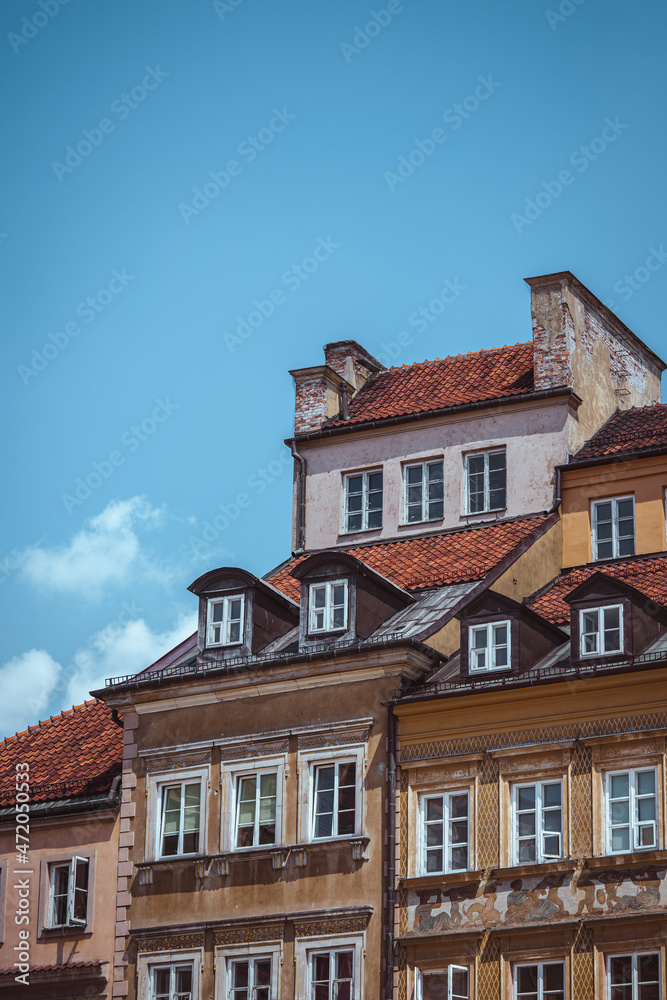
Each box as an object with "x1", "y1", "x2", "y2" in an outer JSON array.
[{"x1": 383, "y1": 340, "x2": 532, "y2": 373}]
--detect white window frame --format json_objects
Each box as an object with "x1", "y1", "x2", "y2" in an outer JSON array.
[
  {"x1": 402, "y1": 459, "x2": 445, "y2": 524},
  {"x1": 146, "y1": 767, "x2": 209, "y2": 862},
  {"x1": 298, "y1": 745, "x2": 365, "y2": 843},
  {"x1": 221, "y1": 755, "x2": 286, "y2": 852},
  {"x1": 419, "y1": 790, "x2": 470, "y2": 875},
  {"x1": 295, "y1": 934, "x2": 363, "y2": 1000},
  {"x1": 207, "y1": 594, "x2": 245, "y2": 647},
  {"x1": 308, "y1": 579, "x2": 348, "y2": 634},
  {"x1": 579, "y1": 604, "x2": 624, "y2": 658},
  {"x1": 606, "y1": 952, "x2": 661, "y2": 1000},
  {"x1": 513, "y1": 961, "x2": 565, "y2": 999},
  {"x1": 605, "y1": 766, "x2": 658, "y2": 855},
  {"x1": 215, "y1": 941, "x2": 282, "y2": 1000},
  {"x1": 468, "y1": 621, "x2": 511, "y2": 672},
  {"x1": 592, "y1": 495, "x2": 635, "y2": 561},
  {"x1": 416, "y1": 966, "x2": 470, "y2": 1000},
  {"x1": 512, "y1": 780, "x2": 563, "y2": 864},
  {"x1": 342, "y1": 469, "x2": 383, "y2": 533},
  {"x1": 138, "y1": 948, "x2": 203, "y2": 1000},
  {"x1": 47, "y1": 856, "x2": 89, "y2": 928},
  {"x1": 464, "y1": 448, "x2": 506, "y2": 515}
]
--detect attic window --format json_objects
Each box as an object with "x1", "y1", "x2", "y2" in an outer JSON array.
[
  {"x1": 579, "y1": 605, "x2": 623, "y2": 657},
  {"x1": 207, "y1": 595, "x2": 245, "y2": 647},
  {"x1": 309, "y1": 580, "x2": 348, "y2": 634},
  {"x1": 468, "y1": 621, "x2": 511, "y2": 672}
]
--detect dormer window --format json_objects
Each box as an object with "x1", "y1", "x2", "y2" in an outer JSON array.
[
  {"x1": 207, "y1": 595, "x2": 245, "y2": 647},
  {"x1": 309, "y1": 580, "x2": 348, "y2": 634},
  {"x1": 468, "y1": 621, "x2": 511, "y2": 672},
  {"x1": 579, "y1": 604, "x2": 623, "y2": 657}
]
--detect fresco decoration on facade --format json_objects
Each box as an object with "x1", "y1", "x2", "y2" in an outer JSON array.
[
  {"x1": 405, "y1": 865, "x2": 667, "y2": 934},
  {"x1": 399, "y1": 713, "x2": 667, "y2": 763},
  {"x1": 219, "y1": 738, "x2": 290, "y2": 762},
  {"x1": 136, "y1": 933, "x2": 205, "y2": 952},
  {"x1": 214, "y1": 924, "x2": 285, "y2": 945}
]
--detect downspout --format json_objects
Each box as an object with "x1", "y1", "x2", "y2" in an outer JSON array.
[
  {"x1": 289, "y1": 438, "x2": 307, "y2": 555},
  {"x1": 552, "y1": 463, "x2": 562, "y2": 512},
  {"x1": 385, "y1": 707, "x2": 397, "y2": 1000}
]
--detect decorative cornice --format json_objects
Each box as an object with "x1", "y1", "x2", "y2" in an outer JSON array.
[
  {"x1": 146, "y1": 750, "x2": 212, "y2": 773},
  {"x1": 214, "y1": 924, "x2": 285, "y2": 946},
  {"x1": 136, "y1": 933, "x2": 204, "y2": 953},
  {"x1": 294, "y1": 913, "x2": 370, "y2": 938},
  {"x1": 220, "y1": 738, "x2": 289, "y2": 762}
]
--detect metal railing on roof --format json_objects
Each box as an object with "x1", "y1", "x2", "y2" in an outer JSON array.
[{"x1": 105, "y1": 632, "x2": 405, "y2": 688}]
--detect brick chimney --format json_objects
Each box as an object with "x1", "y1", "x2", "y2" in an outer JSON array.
[
  {"x1": 290, "y1": 342, "x2": 385, "y2": 435},
  {"x1": 525, "y1": 273, "x2": 576, "y2": 392}
]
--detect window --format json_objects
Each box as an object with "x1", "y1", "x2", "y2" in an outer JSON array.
[
  {"x1": 150, "y1": 963, "x2": 194, "y2": 1000},
  {"x1": 592, "y1": 496, "x2": 635, "y2": 561},
  {"x1": 579, "y1": 605, "x2": 623, "y2": 657},
  {"x1": 343, "y1": 470, "x2": 383, "y2": 532},
  {"x1": 404, "y1": 461, "x2": 444, "y2": 523},
  {"x1": 419, "y1": 968, "x2": 469, "y2": 1000},
  {"x1": 312, "y1": 760, "x2": 356, "y2": 838},
  {"x1": 207, "y1": 595, "x2": 244, "y2": 647},
  {"x1": 607, "y1": 953, "x2": 660, "y2": 1000},
  {"x1": 309, "y1": 580, "x2": 348, "y2": 633},
  {"x1": 159, "y1": 780, "x2": 202, "y2": 857},
  {"x1": 235, "y1": 771, "x2": 277, "y2": 848},
  {"x1": 468, "y1": 621, "x2": 511, "y2": 672},
  {"x1": 513, "y1": 781, "x2": 562, "y2": 863},
  {"x1": 465, "y1": 449, "x2": 506, "y2": 514},
  {"x1": 228, "y1": 957, "x2": 271, "y2": 1000},
  {"x1": 310, "y1": 949, "x2": 354, "y2": 1000},
  {"x1": 47, "y1": 857, "x2": 89, "y2": 927},
  {"x1": 514, "y1": 962, "x2": 564, "y2": 1000},
  {"x1": 421, "y1": 791, "x2": 469, "y2": 873},
  {"x1": 606, "y1": 768, "x2": 657, "y2": 853}
]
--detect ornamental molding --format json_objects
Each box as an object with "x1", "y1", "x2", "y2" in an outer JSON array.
[
  {"x1": 219, "y1": 738, "x2": 289, "y2": 762},
  {"x1": 294, "y1": 913, "x2": 370, "y2": 938},
  {"x1": 146, "y1": 751, "x2": 212, "y2": 773},
  {"x1": 136, "y1": 932, "x2": 204, "y2": 953},
  {"x1": 297, "y1": 725, "x2": 371, "y2": 751},
  {"x1": 214, "y1": 924, "x2": 285, "y2": 946},
  {"x1": 399, "y1": 714, "x2": 667, "y2": 763}
]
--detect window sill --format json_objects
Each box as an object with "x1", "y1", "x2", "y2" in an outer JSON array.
[
  {"x1": 460, "y1": 508, "x2": 507, "y2": 521},
  {"x1": 401, "y1": 869, "x2": 484, "y2": 889},
  {"x1": 137, "y1": 837, "x2": 370, "y2": 884},
  {"x1": 587, "y1": 848, "x2": 667, "y2": 868},
  {"x1": 337, "y1": 527, "x2": 383, "y2": 539},
  {"x1": 38, "y1": 924, "x2": 92, "y2": 940}
]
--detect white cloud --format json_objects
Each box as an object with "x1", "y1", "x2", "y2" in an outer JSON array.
[
  {"x1": 0, "y1": 649, "x2": 63, "y2": 737},
  {"x1": 18, "y1": 497, "x2": 165, "y2": 598},
  {"x1": 0, "y1": 610, "x2": 198, "y2": 739},
  {"x1": 65, "y1": 611, "x2": 197, "y2": 707}
]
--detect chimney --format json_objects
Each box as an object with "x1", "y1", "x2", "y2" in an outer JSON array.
[
  {"x1": 323, "y1": 340, "x2": 385, "y2": 395},
  {"x1": 525, "y1": 273, "x2": 576, "y2": 392},
  {"x1": 290, "y1": 341, "x2": 385, "y2": 436}
]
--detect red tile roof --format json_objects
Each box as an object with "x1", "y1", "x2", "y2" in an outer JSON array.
[
  {"x1": 528, "y1": 554, "x2": 667, "y2": 624},
  {"x1": 0, "y1": 700, "x2": 122, "y2": 806},
  {"x1": 0, "y1": 961, "x2": 103, "y2": 977},
  {"x1": 324, "y1": 342, "x2": 535, "y2": 428},
  {"x1": 266, "y1": 514, "x2": 552, "y2": 602},
  {"x1": 572, "y1": 404, "x2": 667, "y2": 462}
]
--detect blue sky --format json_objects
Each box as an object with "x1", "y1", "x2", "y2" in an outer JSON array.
[{"x1": 1, "y1": 0, "x2": 666, "y2": 735}]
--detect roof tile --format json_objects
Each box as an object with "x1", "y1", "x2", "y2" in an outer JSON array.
[
  {"x1": 573, "y1": 404, "x2": 667, "y2": 461},
  {"x1": 266, "y1": 514, "x2": 551, "y2": 601},
  {"x1": 325, "y1": 342, "x2": 534, "y2": 428},
  {"x1": 0, "y1": 700, "x2": 122, "y2": 806}
]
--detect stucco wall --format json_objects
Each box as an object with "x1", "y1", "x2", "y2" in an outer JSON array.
[
  {"x1": 298, "y1": 400, "x2": 573, "y2": 551},
  {"x1": 561, "y1": 456, "x2": 667, "y2": 567}
]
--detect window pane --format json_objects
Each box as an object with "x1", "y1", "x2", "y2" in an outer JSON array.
[
  {"x1": 450, "y1": 794, "x2": 467, "y2": 818},
  {"x1": 450, "y1": 845, "x2": 468, "y2": 870},
  {"x1": 212, "y1": 602, "x2": 224, "y2": 622},
  {"x1": 639, "y1": 953, "x2": 660, "y2": 981},
  {"x1": 426, "y1": 797, "x2": 443, "y2": 822},
  {"x1": 338, "y1": 809, "x2": 355, "y2": 835},
  {"x1": 407, "y1": 466, "x2": 422, "y2": 485},
  {"x1": 544, "y1": 963, "x2": 564, "y2": 990},
  {"x1": 426, "y1": 849, "x2": 443, "y2": 872},
  {"x1": 610, "y1": 956, "x2": 633, "y2": 984},
  {"x1": 426, "y1": 825, "x2": 444, "y2": 847},
  {"x1": 637, "y1": 798, "x2": 656, "y2": 822},
  {"x1": 543, "y1": 783, "x2": 561, "y2": 807},
  {"x1": 516, "y1": 964, "x2": 538, "y2": 993},
  {"x1": 450, "y1": 968, "x2": 468, "y2": 999},
  {"x1": 472, "y1": 627, "x2": 487, "y2": 649},
  {"x1": 611, "y1": 801, "x2": 630, "y2": 825},
  {"x1": 518, "y1": 840, "x2": 536, "y2": 863},
  {"x1": 233, "y1": 962, "x2": 249, "y2": 989},
  {"x1": 517, "y1": 786, "x2": 535, "y2": 811},
  {"x1": 368, "y1": 472, "x2": 383, "y2": 492},
  {"x1": 604, "y1": 606, "x2": 620, "y2": 629},
  {"x1": 637, "y1": 771, "x2": 655, "y2": 796},
  {"x1": 153, "y1": 969, "x2": 171, "y2": 995},
  {"x1": 611, "y1": 773, "x2": 629, "y2": 798},
  {"x1": 339, "y1": 762, "x2": 356, "y2": 787},
  {"x1": 422, "y1": 974, "x2": 448, "y2": 1000},
  {"x1": 595, "y1": 502, "x2": 612, "y2": 523}
]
